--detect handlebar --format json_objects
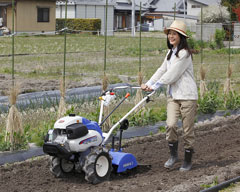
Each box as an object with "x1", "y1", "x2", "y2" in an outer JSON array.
[{"x1": 101, "y1": 85, "x2": 155, "y2": 96}]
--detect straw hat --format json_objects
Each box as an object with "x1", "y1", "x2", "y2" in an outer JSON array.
[{"x1": 164, "y1": 20, "x2": 188, "y2": 38}]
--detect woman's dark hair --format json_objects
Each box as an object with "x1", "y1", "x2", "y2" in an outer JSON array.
[{"x1": 166, "y1": 31, "x2": 192, "y2": 60}]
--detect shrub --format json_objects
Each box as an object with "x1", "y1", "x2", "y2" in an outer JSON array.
[
  {"x1": 186, "y1": 30, "x2": 195, "y2": 49},
  {"x1": 225, "y1": 91, "x2": 240, "y2": 110},
  {"x1": 198, "y1": 90, "x2": 223, "y2": 114},
  {"x1": 209, "y1": 41, "x2": 217, "y2": 50},
  {"x1": 186, "y1": 30, "x2": 212, "y2": 53},
  {"x1": 215, "y1": 29, "x2": 226, "y2": 49},
  {"x1": 56, "y1": 18, "x2": 101, "y2": 34}
]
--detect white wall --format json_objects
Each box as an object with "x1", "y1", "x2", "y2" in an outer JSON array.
[
  {"x1": 153, "y1": 19, "x2": 163, "y2": 31},
  {"x1": 56, "y1": 5, "x2": 76, "y2": 18},
  {"x1": 76, "y1": 4, "x2": 114, "y2": 35},
  {"x1": 187, "y1": 0, "x2": 207, "y2": 16}
]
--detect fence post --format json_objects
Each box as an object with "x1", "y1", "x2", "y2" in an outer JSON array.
[
  {"x1": 200, "y1": 6, "x2": 203, "y2": 65},
  {"x1": 12, "y1": 0, "x2": 15, "y2": 86},
  {"x1": 63, "y1": 0, "x2": 68, "y2": 89},
  {"x1": 139, "y1": 2, "x2": 142, "y2": 73},
  {"x1": 104, "y1": 0, "x2": 108, "y2": 76}
]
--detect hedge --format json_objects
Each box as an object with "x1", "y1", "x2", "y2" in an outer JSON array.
[{"x1": 56, "y1": 18, "x2": 101, "y2": 33}]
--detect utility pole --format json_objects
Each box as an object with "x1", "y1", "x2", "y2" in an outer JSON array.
[
  {"x1": 132, "y1": 0, "x2": 135, "y2": 37},
  {"x1": 173, "y1": 3, "x2": 176, "y2": 20},
  {"x1": 183, "y1": 0, "x2": 186, "y2": 20}
]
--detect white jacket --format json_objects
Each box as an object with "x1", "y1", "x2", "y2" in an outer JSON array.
[{"x1": 146, "y1": 49, "x2": 198, "y2": 100}]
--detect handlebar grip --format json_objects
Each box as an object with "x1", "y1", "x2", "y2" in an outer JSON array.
[{"x1": 125, "y1": 93, "x2": 130, "y2": 98}]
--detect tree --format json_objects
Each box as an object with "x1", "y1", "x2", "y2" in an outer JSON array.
[
  {"x1": 221, "y1": 0, "x2": 240, "y2": 21},
  {"x1": 199, "y1": 5, "x2": 230, "y2": 23},
  {"x1": 232, "y1": 6, "x2": 240, "y2": 21}
]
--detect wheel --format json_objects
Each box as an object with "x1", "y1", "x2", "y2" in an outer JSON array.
[
  {"x1": 60, "y1": 159, "x2": 74, "y2": 173},
  {"x1": 83, "y1": 147, "x2": 112, "y2": 184},
  {"x1": 50, "y1": 157, "x2": 74, "y2": 178}
]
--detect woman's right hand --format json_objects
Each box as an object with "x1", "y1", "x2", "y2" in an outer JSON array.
[{"x1": 141, "y1": 84, "x2": 153, "y2": 91}]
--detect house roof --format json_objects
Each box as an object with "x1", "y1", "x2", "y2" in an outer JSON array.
[
  {"x1": 57, "y1": 0, "x2": 115, "y2": 6},
  {"x1": 143, "y1": 12, "x2": 198, "y2": 20},
  {"x1": 149, "y1": 0, "x2": 182, "y2": 12},
  {"x1": 115, "y1": 3, "x2": 148, "y2": 11},
  {"x1": 189, "y1": 0, "x2": 221, "y2": 6},
  {"x1": 0, "y1": 3, "x2": 11, "y2": 6}
]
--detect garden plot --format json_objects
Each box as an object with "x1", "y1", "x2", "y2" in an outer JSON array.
[{"x1": 0, "y1": 114, "x2": 239, "y2": 192}]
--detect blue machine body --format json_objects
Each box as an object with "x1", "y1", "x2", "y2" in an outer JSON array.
[
  {"x1": 109, "y1": 150, "x2": 138, "y2": 173},
  {"x1": 82, "y1": 117, "x2": 103, "y2": 137},
  {"x1": 82, "y1": 117, "x2": 138, "y2": 173}
]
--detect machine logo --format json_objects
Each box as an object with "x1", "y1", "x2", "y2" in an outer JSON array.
[
  {"x1": 123, "y1": 161, "x2": 133, "y2": 168},
  {"x1": 79, "y1": 136, "x2": 97, "y2": 145}
]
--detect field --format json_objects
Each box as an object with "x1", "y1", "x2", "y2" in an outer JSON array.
[
  {"x1": 0, "y1": 32, "x2": 240, "y2": 95},
  {"x1": 0, "y1": 32, "x2": 240, "y2": 191},
  {"x1": 0, "y1": 114, "x2": 240, "y2": 192}
]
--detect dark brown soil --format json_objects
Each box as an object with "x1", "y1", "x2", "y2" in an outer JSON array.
[{"x1": 0, "y1": 115, "x2": 240, "y2": 192}]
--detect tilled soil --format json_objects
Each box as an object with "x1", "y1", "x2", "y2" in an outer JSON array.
[
  {"x1": 0, "y1": 115, "x2": 240, "y2": 192},
  {"x1": 0, "y1": 74, "x2": 102, "y2": 96}
]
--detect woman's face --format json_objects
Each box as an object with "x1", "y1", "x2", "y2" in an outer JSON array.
[{"x1": 168, "y1": 30, "x2": 180, "y2": 48}]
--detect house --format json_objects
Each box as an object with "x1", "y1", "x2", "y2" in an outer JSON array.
[
  {"x1": 141, "y1": 0, "x2": 197, "y2": 31},
  {"x1": 187, "y1": 0, "x2": 221, "y2": 16},
  {"x1": 56, "y1": 0, "x2": 115, "y2": 35},
  {"x1": 140, "y1": 0, "x2": 221, "y2": 32},
  {"x1": 114, "y1": 0, "x2": 148, "y2": 30},
  {"x1": 0, "y1": 0, "x2": 56, "y2": 34},
  {"x1": 56, "y1": 0, "x2": 152, "y2": 34}
]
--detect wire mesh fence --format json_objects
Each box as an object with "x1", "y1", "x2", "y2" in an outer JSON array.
[{"x1": 0, "y1": 28, "x2": 240, "y2": 96}]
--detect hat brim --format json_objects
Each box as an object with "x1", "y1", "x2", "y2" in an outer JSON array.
[{"x1": 164, "y1": 27, "x2": 189, "y2": 38}]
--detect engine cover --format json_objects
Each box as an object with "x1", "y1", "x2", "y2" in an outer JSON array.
[
  {"x1": 51, "y1": 115, "x2": 103, "y2": 153},
  {"x1": 66, "y1": 123, "x2": 88, "y2": 139},
  {"x1": 54, "y1": 115, "x2": 102, "y2": 136},
  {"x1": 68, "y1": 130, "x2": 102, "y2": 152}
]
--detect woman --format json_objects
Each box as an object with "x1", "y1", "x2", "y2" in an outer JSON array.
[{"x1": 141, "y1": 20, "x2": 198, "y2": 171}]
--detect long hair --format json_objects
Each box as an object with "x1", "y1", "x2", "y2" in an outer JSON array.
[{"x1": 166, "y1": 32, "x2": 192, "y2": 60}]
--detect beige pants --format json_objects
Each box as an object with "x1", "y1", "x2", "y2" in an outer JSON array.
[{"x1": 166, "y1": 98, "x2": 197, "y2": 149}]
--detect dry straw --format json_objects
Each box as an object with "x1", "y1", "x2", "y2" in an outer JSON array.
[
  {"x1": 199, "y1": 65, "x2": 208, "y2": 98},
  {"x1": 102, "y1": 74, "x2": 111, "y2": 132},
  {"x1": 5, "y1": 84, "x2": 23, "y2": 151},
  {"x1": 224, "y1": 64, "x2": 233, "y2": 95},
  {"x1": 57, "y1": 78, "x2": 67, "y2": 119}
]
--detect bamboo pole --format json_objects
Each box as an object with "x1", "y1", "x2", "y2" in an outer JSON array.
[
  {"x1": 135, "y1": 2, "x2": 143, "y2": 111},
  {"x1": 224, "y1": 6, "x2": 233, "y2": 97},
  {"x1": 63, "y1": 0, "x2": 67, "y2": 89},
  {"x1": 199, "y1": 6, "x2": 207, "y2": 98},
  {"x1": 104, "y1": 0, "x2": 108, "y2": 76},
  {"x1": 58, "y1": 0, "x2": 68, "y2": 119},
  {"x1": 139, "y1": 2, "x2": 142, "y2": 73},
  {"x1": 12, "y1": 0, "x2": 15, "y2": 87},
  {"x1": 103, "y1": 0, "x2": 108, "y2": 91},
  {"x1": 102, "y1": 0, "x2": 110, "y2": 132},
  {"x1": 200, "y1": 6, "x2": 203, "y2": 65}
]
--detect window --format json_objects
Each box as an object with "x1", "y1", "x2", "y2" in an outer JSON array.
[
  {"x1": 37, "y1": 8, "x2": 49, "y2": 22},
  {"x1": 192, "y1": 5, "x2": 201, "y2": 8}
]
